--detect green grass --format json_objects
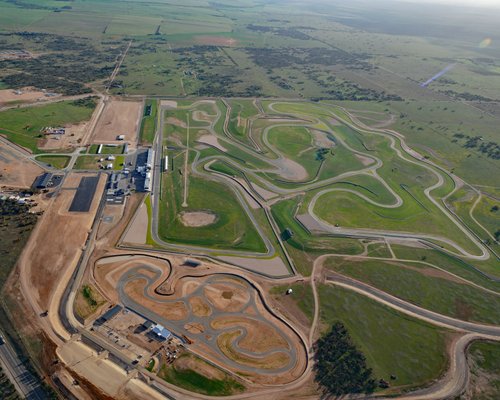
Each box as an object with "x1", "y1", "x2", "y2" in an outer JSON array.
[
  {"x1": 87, "y1": 144, "x2": 124, "y2": 155},
  {"x1": 144, "y1": 195, "x2": 155, "y2": 246},
  {"x1": 158, "y1": 355, "x2": 244, "y2": 396},
  {"x1": 34, "y1": 155, "x2": 70, "y2": 169},
  {"x1": 73, "y1": 155, "x2": 102, "y2": 170},
  {"x1": 270, "y1": 282, "x2": 314, "y2": 322},
  {"x1": 158, "y1": 155, "x2": 266, "y2": 252},
  {"x1": 139, "y1": 99, "x2": 158, "y2": 145},
  {"x1": 0, "y1": 99, "x2": 96, "y2": 153},
  {"x1": 326, "y1": 257, "x2": 500, "y2": 324},
  {"x1": 318, "y1": 284, "x2": 448, "y2": 390}
]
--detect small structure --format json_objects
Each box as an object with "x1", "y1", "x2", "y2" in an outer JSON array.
[
  {"x1": 97, "y1": 144, "x2": 103, "y2": 154},
  {"x1": 286, "y1": 288, "x2": 293, "y2": 295},
  {"x1": 183, "y1": 259, "x2": 201, "y2": 268},
  {"x1": 117, "y1": 134, "x2": 125, "y2": 141},
  {"x1": 96, "y1": 305, "x2": 122, "y2": 324},
  {"x1": 142, "y1": 320, "x2": 154, "y2": 329},
  {"x1": 33, "y1": 173, "x2": 53, "y2": 189},
  {"x1": 42, "y1": 127, "x2": 65, "y2": 135},
  {"x1": 151, "y1": 324, "x2": 171, "y2": 341},
  {"x1": 107, "y1": 155, "x2": 116, "y2": 161},
  {"x1": 106, "y1": 163, "x2": 113, "y2": 170},
  {"x1": 144, "y1": 172, "x2": 152, "y2": 192},
  {"x1": 164, "y1": 156, "x2": 169, "y2": 172}
]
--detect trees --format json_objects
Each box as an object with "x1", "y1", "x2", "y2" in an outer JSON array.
[{"x1": 314, "y1": 321, "x2": 376, "y2": 396}]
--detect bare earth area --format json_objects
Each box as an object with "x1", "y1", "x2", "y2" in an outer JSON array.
[
  {"x1": 0, "y1": 87, "x2": 59, "y2": 105},
  {"x1": 197, "y1": 134, "x2": 227, "y2": 152},
  {"x1": 0, "y1": 142, "x2": 43, "y2": 188},
  {"x1": 92, "y1": 99, "x2": 142, "y2": 147},
  {"x1": 122, "y1": 200, "x2": 148, "y2": 245},
  {"x1": 179, "y1": 211, "x2": 217, "y2": 227},
  {"x1": 19, "y1": 172, "x2": 107, "y2": 309},
  {"x1": 195, "y1": 36, "x2": 237, "y2": 46}
]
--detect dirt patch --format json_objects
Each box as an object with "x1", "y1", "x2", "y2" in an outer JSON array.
[
  {"x1": 20, "y1": 173, "x2": 106, "y2": 309},
  {"x1": 195, "y1": 36, "x2": 237, "y2": 46},
  {"x1": 197, "y1": 134, "x2": 227, "y2": 152},
  {"x1": 311, "y1": 129, "x2": 335, "y2": 148},
  {"x1": 184, "y1": 322, "x2": 205, "y2": 334},
  {"x1": 0, "y1": 143, "x2": 43, "y2": 188},
  {"x1": 354, "y1": 153, "x2": 374, "y2": 166},
  {"x1": 189, "y1": 296, "x2": 212, "y2": 317},
  {"x1": 179, "y1": 211, "x2": 217, "y2": 227},
  {"x1": 204, "y1": 283, "x2": 250, "y2": 312},
  {"x1": 38, "y1": 121, "x2": 88, "y2": 151},
  {"x1": 211, "y1": 317, "x2": 288, "y2": 352},
  {"x1": 122, "y1": 201, "x2": 148, "y2": 245},
  {"x1": 160, "y1": 100, "x2": 177, "y2": 108},
  {"x1": 124, "y1": 279, "x2": 188, "y2": 321},
  {"x1": 165, "y1": 117, "x2": 187, "y2": 128},
  {"x1": 275, "y1": 158, "x2": 308, "y2": 181},
  {"x1": 0, "y1": 88, "x2": 58, "y2": 105},
  {"x1": 92, "y1": 100, "x2": 141, "y2": 148},
  {"x1": 217, "y1": 331, "x2": 290, "y2": 369}
]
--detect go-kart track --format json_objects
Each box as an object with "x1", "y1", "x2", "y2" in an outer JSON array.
[{"x1": 96, "y1": 255, "x2": 307, "y2": 383}]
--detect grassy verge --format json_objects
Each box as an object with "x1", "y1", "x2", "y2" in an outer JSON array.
[
  {"x1": 318, "y1": 284, "x2": 448, "y2": 390},
  {"x1": 35, "y1": 155, "x2": 70, "y2": 169},
  {"x1": 158, "y1": 354, "x2": 244, "y2": 396},
  {"x1": 139, "y1": 99, "x2": 157, "y2": 145}
]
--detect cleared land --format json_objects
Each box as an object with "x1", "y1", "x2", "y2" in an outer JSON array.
[
  {"x1": 92, "y1": 100, "x2": 141, "y2": 147},
  {"x1": 0, "y1": 142, "x2": 43, "y2": 188}
]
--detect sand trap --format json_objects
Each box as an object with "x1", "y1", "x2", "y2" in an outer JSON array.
[
  {"x1": 197, "y1": 134, "x2": 227, "y2": 152},
  {"x1": 180, "y1": 211, "x2": 217, "y2": 227},
  {"x1": 160, "y1": 100, "x2": 177, "y2": 108}
]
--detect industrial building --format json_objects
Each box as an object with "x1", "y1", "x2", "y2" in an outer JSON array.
[
  {"x1": 146, "y1": 148, "x2": 154, "y2": 171},
  {"x1": 151, "y1": 324, "x2": 171, "y2": 341},
  {"x1": 32, "y1": 173, "x2": 53, "y2": 189}
]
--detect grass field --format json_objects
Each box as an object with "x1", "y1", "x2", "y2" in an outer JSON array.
[
  {"x1": 158, "y1": 164, "x2": 266, "y2": 252},
  {"x1": 318, "y1": 284, "x2": 449, "y2": 390},
  {"x1": 34, "y1": 155, "x2": 70, "y2": 169},
  {"x1": 326, "y1": 258, "x2": 500, "y2": 324},
  {"x1": 0, "y1": 100, "x2": 96, "y2": 153},
  {"x1": 73, "y1": 155, "x2": 124, "y2": 170},
  {"x1": 139, "y1": 99, "x2": 157, "y2": 145}
]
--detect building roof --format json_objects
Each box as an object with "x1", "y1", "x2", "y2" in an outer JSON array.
[
  {"x1": 33, "y1": 173, "x2": 53, "y2": 189},
  {"x1": 151, "y1": 324, "x2": 171, "y2": 339},
  {"x1": 100, "y1": 305, "x2": 122, "y2": 321}
]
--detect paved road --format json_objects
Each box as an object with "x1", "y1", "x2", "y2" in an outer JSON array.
[{"x1": 0, "y1": 335, "x2": 47, "y2": 400}]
